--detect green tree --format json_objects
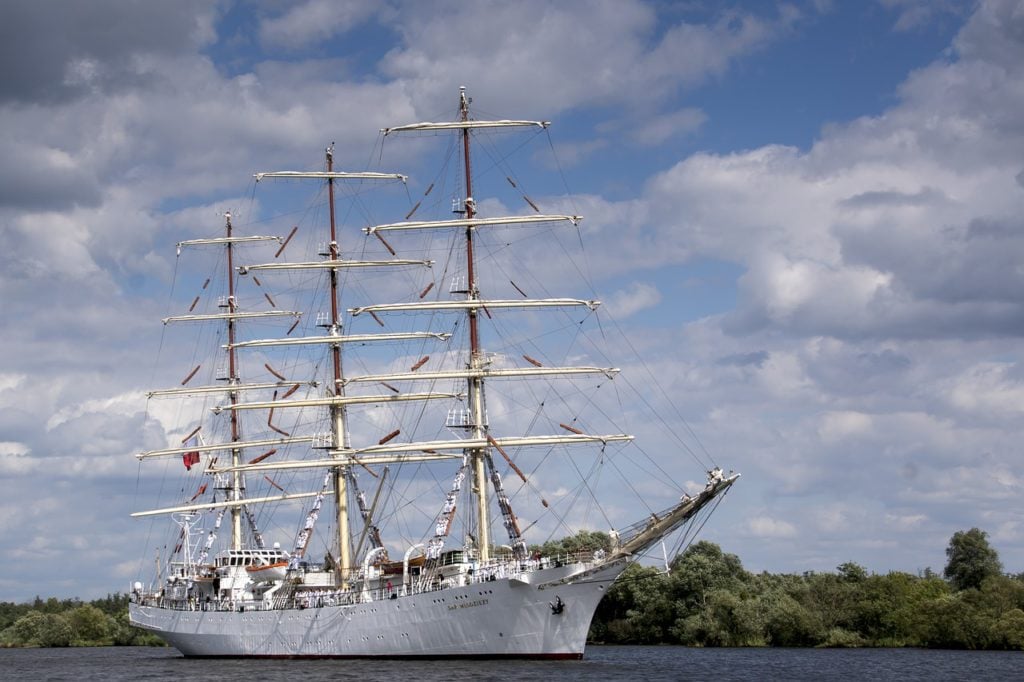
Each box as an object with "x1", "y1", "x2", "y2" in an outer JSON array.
[
  {"x1": 88, "y1": 593, "x2": 129, "y2": 617},
  {"x1": 850, "y1": 572, "x2": 921, "y2": 645},
  {"x1": 763, "y1": 589, "x2": 822, "y2": 646},
  {"x1": 991, "y1": 608, "x2": 1024, "y2": 650},
  {"x1": 674, "y1": 587, "x2": 766, "y2": 646},
  {"x1": 107, "y1": 609, "x2": 157, "y2": 646},
  {"x1": 8, "y1": 611, "x2": 73, "y2": 647},
  {"x1": 0, "y1": 601, "x2": 32, "y2": 631},
  {"x1": 837, "y1": 562, "x2": 868, "y2": 583},
  {"x1": 624, "y1": 570, "x2": 676, "y2": 643},
  {"x1": 590, "y1": 562, "x2": 665, "y2": 643},
  {"x1": 669, "y1": 541, "x2": 748, "y2": 611},
  {"x1": 803, "y1": 571, "x2": 857, "y2": 631},
  {"x1": 67, "y1": 605, "x2": 111, "y2": 644},
  {"x1": 916, "y1": 592, "x2": 990, "y2": 649},
  {"x1": 944, "y1": 528, "x2": 1002, "y2": 591},
  {"x1": 531, "y1": 530, "x2": 611, "y2": 557}
]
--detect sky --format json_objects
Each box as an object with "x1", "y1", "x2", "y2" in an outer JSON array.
[{"x1": 2, "y1": 0, "x2": 1024, "y2": 601}]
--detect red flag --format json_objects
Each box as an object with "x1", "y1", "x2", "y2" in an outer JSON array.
[{"x1": 182, "y1": 435, "x2": 201, "y2": 470}]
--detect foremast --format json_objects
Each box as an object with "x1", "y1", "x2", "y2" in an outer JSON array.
[{"x1": 168, "y1": 214, "x2": 288, "y2": 551}]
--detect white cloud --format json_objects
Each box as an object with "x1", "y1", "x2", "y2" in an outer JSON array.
[
  {"x1": 944, "y1": 362, "x2": 1024, "y2": 416},
  {"x1": 878, "y1": 0, "x2": 969, "y2": 32},
  {"x1": 747, "y1": 516, "x2": 798, "y2": 538},
  {"x1": 631, "y1": 26, "x2": 1024, "y2": 343},
  {"x1": 0, "y1": 373, "x2": 25, "y2": 393},
  {"x1": 817, "y1": 411, "x2": 873, "y2": 443},
  {"x1": 884, "y1": 512, "x2": 928, "y2": 530},
  {"x1": 630, "y1": 107, "x2": 707, "y2": 146},
  {"x1": 604, "y1": 282, "x2": 661, "y2": 318},
  {"x1": 379, "y1": 0, "x2": 797, "y2": 117},
  {"x1": 0, "y1": 443, "x2": 32, "y2": 476},
  {"x1": 542, "y1": 139, "x2": 608, "y2": 169},
  {"x1": 0, "y1": 441, "x2": 28, "y2": 456},
  {"x1": 259, "y1": 0, "x2": 379, "y2": 49},
  {"x1": 46, "y1": 391, "x2": 143, "y2": 431}
]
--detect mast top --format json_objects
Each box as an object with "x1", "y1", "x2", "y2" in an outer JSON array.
[{"x1": 383, "y1": 87, "x2": 548, "y2": 135}]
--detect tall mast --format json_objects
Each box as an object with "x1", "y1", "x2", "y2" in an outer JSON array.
[
  {"x1": 246, "y1": 156, "x2": 406, "y2": 583},
  {"x1": 225, "y1": 212, "x2": 243, "y2": 550},
  {"x1": 326, "y1": 145, "x2": 353, "y2": 584},
  {"x1": 459, "y1": 87, "x2": 491, "y2": 561}
]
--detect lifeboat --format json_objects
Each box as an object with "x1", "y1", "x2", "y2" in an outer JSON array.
[{"x1": 246, "y1": 557, "x2": 288, "y2": 583}]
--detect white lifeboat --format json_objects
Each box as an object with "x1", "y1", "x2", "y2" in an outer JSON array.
[{"x1": 246, "y1": 556, "x2": 288, "y2": 583}]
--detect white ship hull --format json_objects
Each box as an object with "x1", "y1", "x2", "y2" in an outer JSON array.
[{"x1": 130, "y1": 559, "x2": 627, "y2": 658}]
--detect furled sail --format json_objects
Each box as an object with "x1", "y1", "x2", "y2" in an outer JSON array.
[
  {"x1": 363, "y1": 214, "x2": 580, "y2": 234},
  {"x1": 349, "y1": 298, "x2": 600, "y2": 315},
  {"x1": 383, "y1": 120, "x2": 549, "y2": 134}
]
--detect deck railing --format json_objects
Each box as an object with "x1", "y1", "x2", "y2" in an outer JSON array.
[{"x1": 131, "y1": 550, "x2": 604, "y2": 613}]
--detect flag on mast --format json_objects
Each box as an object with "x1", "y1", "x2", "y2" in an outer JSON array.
[{"x1": 182, "y1": 435, "x2": 201, "y2": 471}]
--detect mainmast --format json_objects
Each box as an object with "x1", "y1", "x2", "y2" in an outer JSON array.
[
  {"x1": 325, "y1": 145, "x2": 353, "y2": 585},
  {"x1": 458, "y1": 86, "x2": 491, "y2": 562},
  {"x1": 246, "y1": 153, "x2": 407, "y2": 586},
  {"x1": 225, "y1": 212, "x2": 244, "y2": 550}
]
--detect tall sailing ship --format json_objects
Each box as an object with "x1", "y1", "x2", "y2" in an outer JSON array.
[{"x1": 129, "y1": 88, "x2": 738, "y2": 658}]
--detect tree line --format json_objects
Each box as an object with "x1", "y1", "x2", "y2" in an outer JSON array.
[
  {"x1": 2, "y1": 527, "x2": 1020, "y2": 648},
  {"x1": 584, "y1": 527, "x2": 1024, "y2": 649},
  {"x1": 0, "y1": 594, "x2": 162, "y2": 648}
]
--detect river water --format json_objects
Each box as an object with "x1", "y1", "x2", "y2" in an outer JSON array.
[{"x1": 1, "y1": 645, "x2": 1020, "y2": 681}]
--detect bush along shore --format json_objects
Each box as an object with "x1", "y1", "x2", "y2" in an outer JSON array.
[
  {"x1": 0, "y1": 593, "x2": 163, "y2": 647},
  {"x1": 589, "y1": 527, "x2": 1023, "y2": 649},
  {"x1": 2, "y1": 528, "x2": 1020, "y2": 649}
]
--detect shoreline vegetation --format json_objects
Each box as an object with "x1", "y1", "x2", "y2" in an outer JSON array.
[
  {"x1": 3, "y1": 528, "x2": 1020, "y2": 650},
  {"x1": 588, "y1": 527, "x2": 1022, "y2": 650},
  {"x1": 0, "y1": 593, "x2": 163, "y2": 648}
]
